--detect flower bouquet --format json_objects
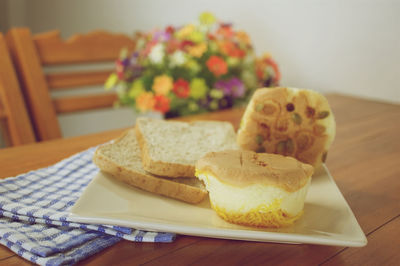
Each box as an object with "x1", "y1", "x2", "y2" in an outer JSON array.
[{"x1": 105, "y1": 12, "x2": 280, "y2": 118}]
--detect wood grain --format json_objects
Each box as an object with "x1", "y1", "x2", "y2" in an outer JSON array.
[
  {"x1": 322, "y1": 215, "x2": 400, "y2": 266},
  {"x1": 6, "y1": 28, "x2": 62, "y2": 141},
  {"x1": 53, "y1": 93, "x2": 118, "y2": 113},
  {"x1": 0, "y1": 256, "x2": 31, "y2": 266},
  {"x1": 46, "y1": 70, "x2": 113, "y2": 90},
  {"x1": 0, "y1": 127, "x2": 125, "y2": 179},
  {"x1": 79, "y1": 236, "x2": 200, "y2": 265},
  {"x1": 33, "y1": 30, "x2": 135, "y2": 65},
  {"x1": 325, "y1": 94, "x2": 400, "y2": 235},
  {"x1": 0, "y1": 247, "x2": 17, "y2": 261},
  {"x1": 0, "y1": 109, "x2": 6, "y2": 119},
  {"x1": 139, "y1": 238, "x2": 342, "y2": 266},
  {"x1": 6, "y1": 27, "x2": 135, "y2": 141},
  {"x1": 0, "y1": 33, "x2": 36, "y2": 147},
  {"x1": 0, "y1": 94, "x2": 399, "y2": 265},
  {"x1": 176, "y1": 107, "x2": 244, "y2": 131}
]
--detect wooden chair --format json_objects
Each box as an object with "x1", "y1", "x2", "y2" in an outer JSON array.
[
  {"x1": 0, "y1": 32, "x2": 36, "y2": 147},
  {"x1": 6, "y1": 28, "x2": 136, "y2": 141}
]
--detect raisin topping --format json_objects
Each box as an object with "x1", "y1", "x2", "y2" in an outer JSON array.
[
  {"x1": 276, "y1": 139, "x2": 295, "y2": 155},
  {"x1": 292, "y1": 113, "x2": 302, "y2": 125},
  {"x1": 255, "y1": 135, "x2": 264, "y2": 145},
  {"x1": 286, "y1": 103, "x2": 295, "y2": 112},
  {"x1": 255, "y1": 103, "x2": 264, "y2": 112},
  {"x1": 317, "y1": 111, "x2": 330, "y2": 119},
  {"x1": 306, "y1": 106, "x2": 315, "y2": 118}
]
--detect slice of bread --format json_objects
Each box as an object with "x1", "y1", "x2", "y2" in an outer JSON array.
[
  {"x1": 135, "y1": 118, "x2": 238, "y2": 178},
  {"x1": 93, "y1": 129, "x2": 208, "y2": 204}
]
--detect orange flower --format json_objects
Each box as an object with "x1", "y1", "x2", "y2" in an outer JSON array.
[
  {"x1": 206, "y1": 55, "x2": 228, "y2": 77},
  {"x1": 136, "y1": 92, "x2": 155, "y2": 112},
  {"x1": 153, "y1": 95, "x2": 171, "y2": 114},
  {"x1": 188, "y1": 43, "x2": 207, "y2": 58},
  {"x1": 263, "y1": 56, "x2": 281, "y2": 83},
  {"x1": 218, "y1": 41, "x2": 245, "y2": 58},
  {"x1": 173, "y1": 78, "x2": 190, "y2": 98},
  {"x1": 236, "y1": 31, "x2": 251, "y2": 45},
  {"x1": 255, "y1": 54, "x2": 281, "y2": 83},
  {"x1": 217, "y1": 25, "x2": 234, "y2": 39},
  {"x1": 152, "y1": 74, "x2": 173, "y2": 95}
]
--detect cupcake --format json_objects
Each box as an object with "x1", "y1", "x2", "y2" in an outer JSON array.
[
  {"x1": 237, "y1": 87, "x2": 336, "y2": 167},
  {"x1": 195, "y1": 150, "x2": 313, "y2": 228}
]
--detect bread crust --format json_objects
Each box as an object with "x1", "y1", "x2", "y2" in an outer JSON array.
[
  {"x1": 93, "y1": 130, "x2": 207, "y2": 204},
  {"x1": 196, "y1": 150, "x2": 313, "y2": 192},
  {"x1": 134, "y1": 119, "x2": 237, "y2": 178},
  {"x1": 135, "y1": 125, "x2": 195, "y2": 178}
]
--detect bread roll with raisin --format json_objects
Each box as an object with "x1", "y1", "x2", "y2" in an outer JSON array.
[{"x1": 237, "y1": 87, "x2": 335, "y2": 167}]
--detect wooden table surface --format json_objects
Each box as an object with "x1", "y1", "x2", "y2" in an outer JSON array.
[{"x1": 0, "y1": 93, "x2": 399, "y2": 265}]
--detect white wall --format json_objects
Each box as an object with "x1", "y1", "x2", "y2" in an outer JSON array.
[
  {"x1": 1, "y1": 0, "x2": 399, "y2": 144},
  {"x1": 21, "y1": 0, "x2": 400, "y2": 103}
]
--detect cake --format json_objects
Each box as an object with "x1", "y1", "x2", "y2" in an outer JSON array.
[{"x1": 195, "y1": 150, "x2": 314, "y2": 228}]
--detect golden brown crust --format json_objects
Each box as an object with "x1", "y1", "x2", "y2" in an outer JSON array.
[
  {"x1": 93, "y1": 130, "x2": 207, "y2": 204},
  {"x1": 134, "y1": 125, "x2": 195, "y2": 178},
  {"x1": 237, "y1": 87, "x2": 335, "y2": 167},
  {"x1": 196, "y1": 150, "x2": 313, "y2": 192}
]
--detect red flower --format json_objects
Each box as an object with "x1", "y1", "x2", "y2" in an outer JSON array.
[
  {"x1": 264, "y1": 57, "x2": 281, "y2": 83},
  {"x1": 166, "y1": 39, "x2": 180, "y2": 54},
  {"x1": 219, "y1": 41, "x2": 245, "y2": 58},
  {"x1": 180, "y1": 40, "x2": 195, "y2": 51},
  {"x1": 173, "y1": 78, "x2": 190, "y2": 98},
  {"x1": 115, "y1": 59, "x2": 125, "y2": 79},
  {"x1": 206, "y1": 56, "x2": 228, "y2": 77},
  {"x1": 207, "y1": 33, "x2": 216, "y2": 40},
  {"x1": 231, "y1": 48, "x2": 245, "y2": 58},
  {"x1": 153, "y1": 95, "x2": 171, "y2": 114},
  {"x1": 165, "y1": 25, "x2": 175, "y2": 34},
  {"x1": 217, "y1": 25, "x2": 234, "y2": 39},
  {"x1": 142, "y1": 40, "x2": 157, "y2": 56}
]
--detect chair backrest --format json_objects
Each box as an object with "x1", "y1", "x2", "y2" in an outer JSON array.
[
  {"x1": 0, "y1": 32, "x2": 36, "y2": 147},
  {"x1": 6, "y1": 28, "x2": 136, "y2": 141}
]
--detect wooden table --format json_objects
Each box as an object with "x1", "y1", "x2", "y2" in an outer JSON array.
[{"x1": 0, "y1": 94, "x2": 399, "y2": 265}]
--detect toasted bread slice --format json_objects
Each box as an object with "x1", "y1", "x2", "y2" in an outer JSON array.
[
  {"x1": 237, "y1": 87, "x2": 336, "y2": 167},
  {"x1": 135, "y1": 118, "x2": 238, "y2": 178},
  {"x1": 93, "y1": 129, "x2": 208, "y2": 204}
]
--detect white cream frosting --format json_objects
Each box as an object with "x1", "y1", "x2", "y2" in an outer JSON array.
[{"x1": 198, "y1": 172, "x2": 311, "y2": 216}]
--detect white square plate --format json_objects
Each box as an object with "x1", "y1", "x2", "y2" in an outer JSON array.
[{"x1": 70, "y1": 165, "x2": 367, "y2": 247}]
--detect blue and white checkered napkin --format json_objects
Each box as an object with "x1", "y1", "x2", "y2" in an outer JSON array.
[{"x1": 0, "y1": 147, "x2": 175, "y2": 265}]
